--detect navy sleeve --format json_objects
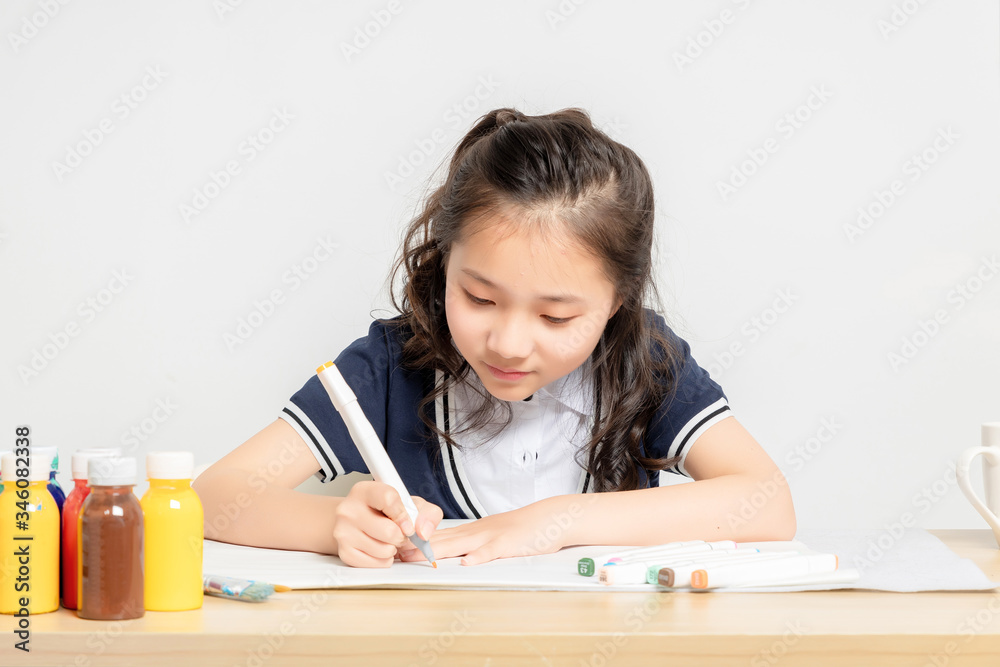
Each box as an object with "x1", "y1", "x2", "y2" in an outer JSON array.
[
  {"x1": 278, "y1": 320, "x2": 396, "y2": 482},
  {"x1": 645, "y1": 312, "x2": 732, "y2": 480}
]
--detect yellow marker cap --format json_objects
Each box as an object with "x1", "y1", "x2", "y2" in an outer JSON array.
[{"x1": 316, "y1": 361, "x2": 335, "y2": 374}]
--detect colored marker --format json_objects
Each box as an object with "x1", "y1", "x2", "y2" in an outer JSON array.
[
  {"x1": 656, "y1": 551, "x2": 801, "y2": 588},
  {"x1": 316, "y1": 362, "x2": 437, "y2": 568},
  {"x1": 691, "y1": 553, "x2": 838, "y2": 590},
  {"x1": 597, "y1": 548, "x2": 757, "y2": 586},
  {"x1": 643, "y1": 549, "x2": 780, "y2": 584},
  {"x1": 604, "y1": 540, "x2": 729, "y2": 561},
  {"x1": 603, "y1": 543, "x2": 726, "y2": 565},
  {"x1": 722, "y1": 566, "x2": 860, "y2": 589},
  {"x1": 578, "y1": 540, "x2": 738, "y2": 576},
  {"x1": 580, "y1": 545, "x2": 706, "y2": 576}
]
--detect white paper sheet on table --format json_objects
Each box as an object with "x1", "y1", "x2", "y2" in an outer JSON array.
[{"x1": 202, "y1": 522, "x2": 998, "y2": 593}]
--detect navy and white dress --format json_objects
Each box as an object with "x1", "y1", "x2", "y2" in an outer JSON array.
[{"x1": 278, "y1": 311, "x2": 731, "y2": 519}]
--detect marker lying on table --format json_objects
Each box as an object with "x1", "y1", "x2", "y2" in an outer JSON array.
[
  {"x1": 655, "y1": 551, "x2": 802, "y2": 588},
  {"x1": 578, "y1": 540, "x2": 738, "y2": 576},
  {"x1": 317, "y1": 361, "x2": 438, "y2": 568},
  {"x1": 688, "y1": 553, "x2": 838, "y2": 590},
  {"x1": 597, "y1": 548, "x2": 763, "y2": 586}
]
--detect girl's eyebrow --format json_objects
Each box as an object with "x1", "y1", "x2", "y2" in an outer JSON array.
[{"x1": 460, "y1": 267, "x2": 584, "y2": 304}]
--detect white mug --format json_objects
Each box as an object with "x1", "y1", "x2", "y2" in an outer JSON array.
[{"x1": 956, "y1": 423, "x2": 1000, "y2": 548}]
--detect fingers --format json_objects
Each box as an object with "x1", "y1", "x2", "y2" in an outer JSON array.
[
  {"x1": 400, "y1": 533, "x2": 503, "y2": 566},
  {"x1": 333, "y1": 482, "x2": 407, "y2": 567},
  {"x1": 398, "y1": 497, "x2": 445, "y2": 561},
  {"x1": 358, "y1": 482, "x2": 415, "y2": 536},
  {"x1": 332, "y1": 511, "x2": 402, "y2": 568},
  {"x1": 459, "y1": 542, "x2": 502, "y2": 567},
  {"x1": 334, "y1": 482, "x2": 445, "y2": 568},
  {"x1": 340, "y1": 485, "x2": 410, "y2": 544},
  {"x1": 409, "y1": 525, "x2": 488, "y2": 563},
  {"x1": 397, "y1": 548, "x2": 424, "y2": 562},
  {"x1": 337, "y1": 530, "x2": 399, "y2": 568},
  {"x1": 411, "y1": 496, "x2": 444, "y2": 541}
]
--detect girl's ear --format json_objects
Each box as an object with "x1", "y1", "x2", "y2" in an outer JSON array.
[{"x1": 610, "y1": 297, "x2": 623, "y2": 318}]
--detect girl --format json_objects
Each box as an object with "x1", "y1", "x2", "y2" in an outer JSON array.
[{"x1": 194, "y1": 108, "x2": 796, "y2": 568}]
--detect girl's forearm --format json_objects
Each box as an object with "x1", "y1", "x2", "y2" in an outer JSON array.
[
  {"x1": 557, "y1": 471, "x2": 796, "y2": 548},
  {"x1": 194, "y1": 467, "x2": 343, "y2": 555}
]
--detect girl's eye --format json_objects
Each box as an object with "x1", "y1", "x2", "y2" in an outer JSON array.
[
  {"x1": 465, "y1": 291, "x2": 492, "y2": 306},
  {"x1": 464, "y1": 289, "x2": 572, "y2": 324}
]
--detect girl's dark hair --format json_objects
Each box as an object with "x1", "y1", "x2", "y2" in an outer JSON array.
[{"x1": 385, "y1": 107, "x2": 682, "y2": 492}]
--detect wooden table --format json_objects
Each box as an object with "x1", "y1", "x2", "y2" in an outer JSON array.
[{"x1": 3, "y1": 529, "x2": 999, "y2": 666}]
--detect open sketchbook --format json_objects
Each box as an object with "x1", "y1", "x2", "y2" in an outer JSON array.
[{"x1": 202, "y1": 522, "x2": 997, "y2": 593}]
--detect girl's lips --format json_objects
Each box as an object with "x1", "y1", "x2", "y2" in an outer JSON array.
[{"x1": 485, "y1": 363, "x2": 529, "y2": 381}]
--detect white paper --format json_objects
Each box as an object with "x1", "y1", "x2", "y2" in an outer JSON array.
[{"x1": 203, "y1": 523, "x2": 996, "y2": 593}]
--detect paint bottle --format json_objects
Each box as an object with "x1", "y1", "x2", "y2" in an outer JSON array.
[
  {"x1": 141, "y1": 451, "x2": 204, "y2": 611},
  {"x1": 0, "y1": 451, "x2": 60, "y2": 615},
  {"x1": 61, "y1": 448, "x2": 122, "y2": 610},
  {"x1": 31, "y1": 445, "x2": 65, "y2": 603},
  {"x1": 32, "y1": 446, "x2": 66, "y2": 514},
  {"x1": 78, "y1": 457, "x2": 144, "y2": 620}
]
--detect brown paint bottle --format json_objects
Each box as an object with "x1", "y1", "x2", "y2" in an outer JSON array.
[{"x1": 78, "y1": 457, "x2": 144, "y2": 620}]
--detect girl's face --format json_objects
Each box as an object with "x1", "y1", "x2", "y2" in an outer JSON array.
[{"x1": 444, "y1": 217, "x2": 620, "y2": 402}]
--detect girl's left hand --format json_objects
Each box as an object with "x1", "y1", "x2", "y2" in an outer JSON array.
[{"x1": 398, "y1": 497, "x2": 578, "y2": 566}]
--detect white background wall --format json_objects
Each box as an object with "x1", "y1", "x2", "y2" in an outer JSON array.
[{"x1": 2, "y1": 1, "x2": 998, "y2": 534}]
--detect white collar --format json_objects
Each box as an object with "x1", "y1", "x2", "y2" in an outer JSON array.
[{"x1": 533, "y1": 358, "x2": 594, "y2": 417}]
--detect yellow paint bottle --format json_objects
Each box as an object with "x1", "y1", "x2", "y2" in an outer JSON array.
[
  {"x1": 141, "y1": 452, "x2": 203, "y2": 611},
  {"x1": 0, "y1": 451, "x2": 59, "y2": 615}
]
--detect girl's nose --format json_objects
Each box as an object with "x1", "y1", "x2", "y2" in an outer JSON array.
[{"x1": 486, "y1": 315, "x2": 533, "y2": 361}]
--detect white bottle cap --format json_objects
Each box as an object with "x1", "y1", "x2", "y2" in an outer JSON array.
[
  {"x1": 32, "y1": 446, "x2": 59, "y2": 471},
  {"x1": 1, "y1": 451, "x2": 53, "y2": 483},
  {"x1": 72, "y1": 449, "x2": 124, "y2": 480},
  {"x1": 146, "y1": 451, "x2": 194, "y2": 479},
  {"x1": 88, "y1": 457, "x2": 137, "y2": 486}
]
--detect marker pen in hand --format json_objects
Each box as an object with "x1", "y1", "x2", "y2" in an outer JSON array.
[{"x1": 316, "y1": 361, "x2": 438, "y2": 568}]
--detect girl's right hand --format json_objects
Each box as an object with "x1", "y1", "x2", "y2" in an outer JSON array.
[{"x1": 332, "y1": 480, "x2": 443, "y2": 568}]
